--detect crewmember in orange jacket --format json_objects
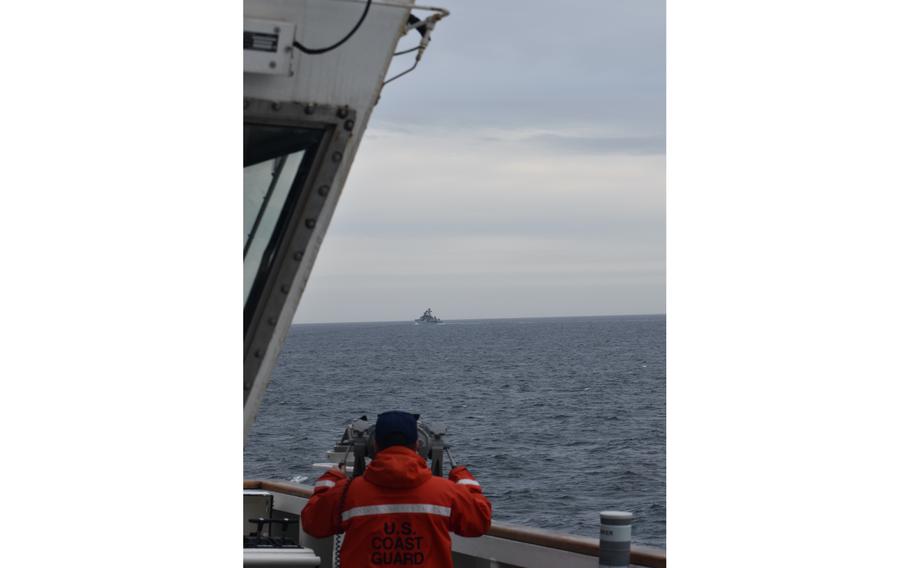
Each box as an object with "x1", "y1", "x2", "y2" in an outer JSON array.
[{"x1": 301, "y1": 411, "x2": 492, "y2": 568}]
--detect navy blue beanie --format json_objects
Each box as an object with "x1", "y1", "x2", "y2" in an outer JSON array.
[{"x1": 375, "y1": 411, "x2": 419, "y2": 448}]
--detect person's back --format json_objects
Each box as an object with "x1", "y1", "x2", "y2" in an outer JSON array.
[{"x1": 301, "y1": 412, "x2": 492, "y2": 568}]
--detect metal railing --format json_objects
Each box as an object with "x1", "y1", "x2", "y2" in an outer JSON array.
[{"x1": 244, "y1": 480, "x2": 666, "y2": 568}]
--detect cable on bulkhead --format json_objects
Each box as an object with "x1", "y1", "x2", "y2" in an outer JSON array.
[
  {"x1": 293, "y1": 0, "x2": 373, "y2": 55},
  {"x1": 289, "y1": 1, "x2": 449, "y2": 92},
  {"x1": 393, "y1": 15, "x2": 428, "y2": 55},
  {"x1": 393, "y1": 45, "x2": 420, "y2": 56},
  {"x1": 382, "y1": 10, "x2": 447, "y2": 87}
]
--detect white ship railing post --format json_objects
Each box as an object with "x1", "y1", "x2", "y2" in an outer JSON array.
[{"x1": 599, "y1": 510, "x2": 634, "y2": 568}]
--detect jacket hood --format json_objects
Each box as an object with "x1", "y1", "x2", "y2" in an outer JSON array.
[{"x1": 363, "y1": 446, "x2": 432, "y2": 489}]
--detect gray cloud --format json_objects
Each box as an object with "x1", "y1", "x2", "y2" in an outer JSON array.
[
  {"x1": 294, "y1": 0, "x2": 665, "y2": 323},
  {"x1": 375, "y1": 0, "x2": 666, "y2": 133},
  {"x1": 510, "y1": 133, "x2": 664, "y2": 155}
]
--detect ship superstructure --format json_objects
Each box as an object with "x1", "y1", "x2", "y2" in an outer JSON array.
[{"x1": 415, "y1": 307, "x2": 442, "y2": 323}]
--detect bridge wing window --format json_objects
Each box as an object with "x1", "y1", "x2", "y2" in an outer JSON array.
[{"x1": 243, "y1": 124, "x2": 322, "y2": 308}]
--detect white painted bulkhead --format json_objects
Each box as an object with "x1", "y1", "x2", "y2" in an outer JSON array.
[{"x1": 243, "y1": 0, "x2": 420, "y2": 438}]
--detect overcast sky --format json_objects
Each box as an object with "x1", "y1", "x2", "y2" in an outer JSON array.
[{"x1": 295, "y1": 0, "x2": 665, "y2": 323}]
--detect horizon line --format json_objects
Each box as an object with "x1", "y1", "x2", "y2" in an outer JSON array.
[{"x1": 293, "y1": 312, "x2": 666, "y2": 326}]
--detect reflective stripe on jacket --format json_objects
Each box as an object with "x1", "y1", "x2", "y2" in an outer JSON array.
[{"x1": 301, "y1": 446, "x2": 492, "y2": 568}]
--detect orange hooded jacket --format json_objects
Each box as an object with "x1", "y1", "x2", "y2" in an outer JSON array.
[{"x1": 301, "y1": 446, "x2": 492, "y2": 568}]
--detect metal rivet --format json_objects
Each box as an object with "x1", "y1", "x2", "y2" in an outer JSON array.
[
  {"x1": 293, "y1": 251, "x2": 304, "y2": 261},
  {"x1": 254, "y1": 350, "x2": 262, "y2": 358},
  {"x1": 273, "y1": 27, "x2": 281, "y2": 34},
  {"x1": 271, "y1": 101, "x2": 281, "y2": 111},
  {"x1": 336, "y1": 107, "x2": 349, "y2": 119},
  {"x1": 318, "y1": 185, "x2": 330, "y2": 197},
  {"x1": 280, "y1": 284, "x2": 290, "y2": 294},
  {"x1": 332, "y1": 151, "x2": 343, "y2": 162},
  {"x1": 305, "y1": 219, "x2": 316, "y2": 229},
  {"x1": 304, "y1": 104, "x2": 315, "y2": 115},
  {"x1": 269, "y1": 61, "x2": 276, "y2": 69},
  {"x1": 344, "y1": 119, "x2": 355, "y2": 131}
]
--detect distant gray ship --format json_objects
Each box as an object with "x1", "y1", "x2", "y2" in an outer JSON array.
[{"x1": 414, "y1": 307, "x2": 442, "y2": 324}]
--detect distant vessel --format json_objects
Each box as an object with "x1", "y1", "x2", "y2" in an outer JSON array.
[{"x1": 415, "y1": 307, "x2": 443, "y2": 324}]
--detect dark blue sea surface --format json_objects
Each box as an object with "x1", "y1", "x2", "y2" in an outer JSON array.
[{"x1": 244, "y1": 315, "x2": 665, "y2": 547}]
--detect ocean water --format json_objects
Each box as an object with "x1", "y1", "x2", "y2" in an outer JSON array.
[{"x1": 244, "y1": 315, "x2": 665, "y2": 547}]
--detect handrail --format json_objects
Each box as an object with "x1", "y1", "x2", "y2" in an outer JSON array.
[
  {"x1": 246, "y1": 479, "x2": 314, "y2": 498},
  {"x1": 244, "y1": 480, "x2": 666, "y2": 568},
  {"x1": 485, "y1": 522, "x2": 665, "y2": 567}
]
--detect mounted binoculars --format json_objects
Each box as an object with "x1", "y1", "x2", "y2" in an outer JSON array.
[{"x1": 330, "y1": 415, "x2": 457, "y2": 478}]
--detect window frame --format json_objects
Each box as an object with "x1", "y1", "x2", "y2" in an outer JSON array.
[{"x1": 243, "y1": 98, "x2": 356, "y2": 407}]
